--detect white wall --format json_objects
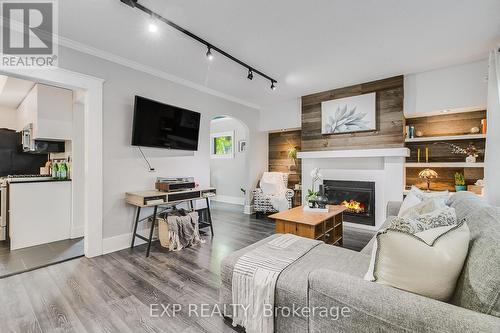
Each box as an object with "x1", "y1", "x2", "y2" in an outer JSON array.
[
  {"x1": 405, "y1": 59, "x2": 488, "y2": 116},
  {"x1": 0, "y1": 106, "x2": 17, "y2": 130},
  {"x1": 259, "y1": 98, "x2": 301, "y2": 131},
  {"x1": 209, "y1": 117, "x2": 248, "y2": 204},
  {"x1": 57, "y1": 46, "x2": 267, "y2": 242}
]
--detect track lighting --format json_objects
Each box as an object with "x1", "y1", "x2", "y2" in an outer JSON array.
[
  {"x1": 206, "y1": 46, "x2": 214, "y2": 61},
  {"x1": 247, "y1": 69, "x2": 253, "y2": 80},
  {"x1": 120, "y1": 0, "x2": 277, "y2": 89}
]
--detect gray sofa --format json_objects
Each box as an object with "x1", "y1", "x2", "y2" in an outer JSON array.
[{"x1": 220, "y1": 192, "x2": 500, "y2": 332}]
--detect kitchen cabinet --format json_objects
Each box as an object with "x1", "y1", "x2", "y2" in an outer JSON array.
[
  {"x1": 17, "y1": 84, "x2": 73, "y2": 140},
  {"x1": 9, "y1": 181, "x2": 72, "y2": 250}
]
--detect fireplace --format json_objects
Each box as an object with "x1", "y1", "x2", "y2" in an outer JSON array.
[{"x1": 323, "y1": 180, "x2": 375, "y2": 226}]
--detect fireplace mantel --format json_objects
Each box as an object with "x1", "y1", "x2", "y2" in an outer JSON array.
[{"x1": 297, "y1": 148, "x2": 410, "y2": 159}]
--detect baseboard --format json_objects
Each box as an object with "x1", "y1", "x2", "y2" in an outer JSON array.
[
  {"x1": 70, "y1": 226, "x2": 84, "y2": 238},
  {"x1": 212, "y1": 195, "x2": 245, "y2": 205},
  {"x1": 102, "y1": 226, "x2": 149, "y2": 255}
]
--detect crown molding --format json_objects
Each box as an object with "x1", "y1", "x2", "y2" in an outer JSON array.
[{"x1": 56, "y1": 35, "x2": 261, "y2": 110}]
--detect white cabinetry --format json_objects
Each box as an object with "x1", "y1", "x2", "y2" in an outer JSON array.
[
  {"x1": 9, "y1": 181, "x2": 72, "y2": 250},
  {"x1": 17, "y1": 84, "x2": 73, "y2": 140}
]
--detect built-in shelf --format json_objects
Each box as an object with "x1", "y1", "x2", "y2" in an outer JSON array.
[
  {"x1": 405, "y1": 134, "x2": 486, "y2": 143},
  {"x1": 297, "y1": 148, "x2": 410, "y2": 159},
  {"x1": 406, "y1": 162, "x2": 484, "y2": 168}
]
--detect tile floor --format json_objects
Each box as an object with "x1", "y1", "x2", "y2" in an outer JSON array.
[{"x1": 0, "y1": 237, "x2": 84, "y2": 278}]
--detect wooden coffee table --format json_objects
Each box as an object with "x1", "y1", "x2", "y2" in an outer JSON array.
[{"x1": 269, "y1": 205, "x2": 346, "y2": 246}]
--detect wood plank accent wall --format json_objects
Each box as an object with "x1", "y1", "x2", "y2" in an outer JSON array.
[
  {"x1": 405, "y1": 110, "x2": 486, "y2": 137},
  {"x1": 269, "y1": 130, "x2": 302, "y2": 190},
  {"x1": 301, "y1": 76, "x2": 405, "y2": 151}
]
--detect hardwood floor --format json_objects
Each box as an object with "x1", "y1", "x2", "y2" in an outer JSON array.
[{"x1": 0, "y1": 202, "x2": 374, "y2": 333}]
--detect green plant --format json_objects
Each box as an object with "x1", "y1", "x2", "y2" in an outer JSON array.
[
  {"x1": 240, "y1": 188, "x2": 246, "y2": 195},
  {"x1": 287, "y1": 146, "x2": 297, "y2": 160},
  {"x1": 454, "y1": 172, "x2": 465, "y2": 186},
  {"x1": 306, "y1": 189, "x2": 318, "y2": 202}
]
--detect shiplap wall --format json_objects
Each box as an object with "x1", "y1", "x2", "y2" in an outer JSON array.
[{"x1": 301, "y1": 76, "x2": 405, "y2": 151}]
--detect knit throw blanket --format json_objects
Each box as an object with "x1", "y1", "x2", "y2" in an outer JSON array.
[
  {"x1": 231, "y1": 234, "x2": 322, "y2": 333},
  {"x1": 165, "y1": 211, "x2": 204, "y2": 251}
]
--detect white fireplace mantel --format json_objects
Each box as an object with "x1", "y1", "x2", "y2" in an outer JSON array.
[{"x1": 297, "y1": 147, "x2": 410, "y2": 159}]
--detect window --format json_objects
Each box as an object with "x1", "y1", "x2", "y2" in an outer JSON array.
[{"x1": 210, "y1": 131, "x2": 234, "y2": 159}]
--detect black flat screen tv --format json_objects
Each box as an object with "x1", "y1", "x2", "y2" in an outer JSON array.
[{"x1": 131, "y1": 96, "x2": 201, "y2": 151}]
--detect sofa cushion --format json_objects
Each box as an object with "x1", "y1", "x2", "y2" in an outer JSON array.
[
  {"x1": 451, "y1": 205, "x2": 500, "y2": 317},
  {"x1": 447, "y1": 191, "x2": 489, "y2": 222}
]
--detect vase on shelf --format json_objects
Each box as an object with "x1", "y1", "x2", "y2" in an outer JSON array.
[{"x1": 466, "y1": 155, "x2": 477, "y2": 163}]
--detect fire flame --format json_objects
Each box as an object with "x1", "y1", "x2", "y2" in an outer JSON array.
[{"x1": 341, "y1": 200, "x2": 366, "y2": 213}]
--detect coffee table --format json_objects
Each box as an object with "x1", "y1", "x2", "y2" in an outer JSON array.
[{"x1": 268, "y1": 205, "x2": 346, "y2": 246}]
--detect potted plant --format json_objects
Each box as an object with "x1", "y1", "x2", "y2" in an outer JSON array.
[
  {"x1": 439, "y1": 142, "x2": 481, "y2": 163},
  {"x1": 454, "y1": 173, "x2": 467, "y2": 192},
  {"x1": 306, "y1": 168, "x2": 322, "y2": 207}
]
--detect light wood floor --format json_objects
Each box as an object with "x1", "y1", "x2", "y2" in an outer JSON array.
[{"x1": 0, "y1": 203, "x2": 374, "y2": 333}]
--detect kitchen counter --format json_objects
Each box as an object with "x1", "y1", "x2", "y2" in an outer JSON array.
[{"x1": 8, "y1": 179, "x2": 72, "y2": 184}]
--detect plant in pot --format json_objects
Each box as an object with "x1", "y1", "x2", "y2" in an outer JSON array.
[
  {"x1": 306, "y1": 168, "x2": 322, "y2": 208},
  {"x1": 454, "y1": 173, "x2": 467, "y2": 192},
  {"x1": 437, "y1": 142, "x2": 481, "y2": 163}
]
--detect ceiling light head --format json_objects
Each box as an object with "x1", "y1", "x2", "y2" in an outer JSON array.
[
  {"x1": 148, "y1": 22, "x2": 158, "y2": 33},
  {"x1": 247, "y1": 69, "x2": 253, "y2": 80},
  {"x1": 270, "y1": 81, "x2": 276, "y2": 90},
  {"x1": 206, "y1": 46, "x2": 214, "y2": 61}
]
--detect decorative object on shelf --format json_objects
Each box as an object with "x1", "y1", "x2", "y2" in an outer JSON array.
[
  {"x1": 408, "y1": 125, "x2": 415, "y2": 139},
  {"x1": 405, "y1": 125, "x2": 410, "y2": 139},
  {"x1": 238, "y1": 140, "x2": 247, "y2": 152},
  {"x1": 481, "y1": 118, "x2": 487, "y2": 134},
  {"x1": 418, "y1": 168, "x2": 438, "y2": 192},
  {"x1": 287, "y1": 145, "x2": 298, "y2": 171},
  {"x1": 468, "y1": 179, "x2": 484, "y2": 195},
  {"x1": 315, "y1": 185, "x2": 329, "y2": 209},
  {"x1": 425, "y1": 146, "x2": 429, "y2": 163},
  {"x1": 415, "y1": 130, "x2": 423, "y2": 137},
  {"x1": 434, "y1": 142, "x2": 482, "y2": 163},
  {"x1": 321, "y1": 92, "x2": 376, "y2": 134},
  {"x1": 454, "y1": 172, "x2": 467, "y2": 192},
  {"x1": 417, "y1": 148, "x2": 421, "y2": 163},
  {"x1": 470, "y1": 127, "x2": 480, "y2": 134}
]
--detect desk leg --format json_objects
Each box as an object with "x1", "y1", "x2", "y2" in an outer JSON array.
[
  {"x1": 131, "y1": 207, "x2": 141, "y2": 248},
  {"x1": 146, "y1": 206, "x2": 158, "y2": 257},
  {"x1": 206, "y1": 197, "x2": 214, "y2": 236}
]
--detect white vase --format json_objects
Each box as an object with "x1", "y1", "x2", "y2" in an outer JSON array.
[{"x1": 466, "y1": 155, "x2": 477, "y2": 163}]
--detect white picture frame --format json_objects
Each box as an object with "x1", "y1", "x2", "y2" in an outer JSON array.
[
  {"x1": 321, "y1": 92, "x2": 376, "y2": 134},
  {"x1": 238, "y1": 140, "x2": 247, "y2": 152},
  {"x1": 210, "y1": 131, "x2": 234, "y2": 159}
]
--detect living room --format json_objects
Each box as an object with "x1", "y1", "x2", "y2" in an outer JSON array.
[{"x1": 0, "y1": 1, "x2": 499, "y2": 332}]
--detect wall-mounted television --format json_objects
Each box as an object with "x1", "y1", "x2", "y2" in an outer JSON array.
[{"x1": 131, "y1": 96, "x2": 201, "y2": 151}]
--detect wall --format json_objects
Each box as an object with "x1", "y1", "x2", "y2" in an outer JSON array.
[
  {"x1": 405, "y1": 59, "x2": 488, "y2": 116},
  {"x1": 57, "y1": 46, "x2": 267, "y2": 246},
  {"x1": 268, "y1": 130, "x2": 301, "y2": 197},
  {"x1": 0, "y1": 106, "x2": 17, "y2": 130},
  {"x1": 301, "y1": 76, "x2": 405, "y2": 151},
  {"x1": 260, "y1": 98, "x2": 301, "y2": 131},
  {"x1": 209, "y1": 117, "x2": 248, "y2": 204}
]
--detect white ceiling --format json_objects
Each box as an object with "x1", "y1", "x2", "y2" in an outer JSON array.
[
  {"x1": 60, "y1": 0, "x2": 500, "y2": 108},
  {"x1": 0, "y1": 76, "x2": 35, "y2": 109}
]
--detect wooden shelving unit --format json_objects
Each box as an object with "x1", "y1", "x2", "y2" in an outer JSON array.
[
  {"x1": 404, "y1": 110, "x2": 486, "y2": 191},
  {"x1": 405, "y1": 134, "x2": 486, "y2": 143}
]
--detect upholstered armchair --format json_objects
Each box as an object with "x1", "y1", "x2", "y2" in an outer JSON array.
[{"x1": 253, "y1": 172, "x2": 294, "y2": 216}]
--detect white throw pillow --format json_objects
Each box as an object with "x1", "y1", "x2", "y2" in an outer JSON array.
[
  {"x1": 364, "y1": 222, "x2": 470, "y2": 301},
  {"x1": 398, "y1": 190, "x2": 421, "y2": 216}
]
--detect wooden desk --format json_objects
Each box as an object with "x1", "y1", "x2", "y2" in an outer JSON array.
[
  {"x1": 269, "y1": 205, "x2": 346, "y2": 246},
  {"x1": 125, "y1": 188, "x2": 215, "y2": 257}
]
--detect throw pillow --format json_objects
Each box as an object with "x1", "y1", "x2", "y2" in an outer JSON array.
[
  {"x1": 398, "y1": 189, "x2": 422, "y2": 217},
  {"x1": 364, "y1": 221, "x2": 470, "y2": 301},
  {"x1": 260, "y1": 180, "x2": 280, "y2": 195},
  {"x1": 402, "y1": 203, "x2": 457, "y2": 229},
  {"x1": 388, "y1": 216, "x2": 431, "y2": 234},
  {"x1": 412, "y1": 186, "x2": 449, "y2": 205}
]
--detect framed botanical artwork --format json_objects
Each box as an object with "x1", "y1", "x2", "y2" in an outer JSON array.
[
  {"x1": 238, "y1": 140, "x2": 247, "y2": 152},
  {"x1": 321, "y1": 92, "x2": 376, "y2": 134},
  {"x1": 210, "y1": 131, "x2": 234, "y2": 159}
]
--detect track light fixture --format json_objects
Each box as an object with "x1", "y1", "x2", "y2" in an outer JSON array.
[
  {"x1": 119, "y1": 0, "x2": 277, "y2": 89},
  {"x1": 206, "y1": 46, "x2": 214, "y2": 61},
  {"x1": 247, "y1": 68, "x2": 253, "y2": 80}
]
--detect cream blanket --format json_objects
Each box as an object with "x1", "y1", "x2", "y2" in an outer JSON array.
[
  {"x1": 231, "y1": 234, "x2": 322, "y2": 333},
  {"x1": 164, "y1": 211, "x2": 204, "y2": 251},
  {"x1": 260, "y1": 172, "x2": 289, "y2": 212}
]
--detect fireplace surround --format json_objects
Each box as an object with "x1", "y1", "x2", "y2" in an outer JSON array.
[{"x1": 323, "y1": 180, "x2": 376, "y2": 226}]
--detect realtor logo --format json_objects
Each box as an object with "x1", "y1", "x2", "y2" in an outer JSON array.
[{"x1": 1, "y1": 0, "x2": 58, "y2": 67}]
